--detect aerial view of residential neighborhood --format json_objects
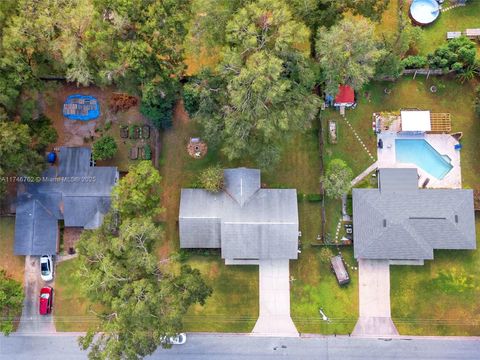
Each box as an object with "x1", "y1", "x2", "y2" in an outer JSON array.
[{"x1": 0, "y1": 0, "x2": 479, "y2": 359}]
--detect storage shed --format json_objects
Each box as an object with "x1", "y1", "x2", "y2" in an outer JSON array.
[{"x1": 330, "y1": 255, "x2": 350, "y2": 285}]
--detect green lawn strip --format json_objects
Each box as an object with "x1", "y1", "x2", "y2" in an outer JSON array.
[
  {"x1": 54, "y1": 258, "x2": 99, "y2": 332},
  {"x1": 391, "y1": 216, "x2": 480, "y2": 336},
  {"x1": 290, "y1": 246, "x2": 358, "y2": 334},
  {"x1": 415, "y1": 1, "x2": 480, "y2": 56},
  {"x1": 0, "y1": 217, "x2": 24, "y2": 283},
  {"x1": 183, "y1": 255, "x2": 259, "y2": 332}
]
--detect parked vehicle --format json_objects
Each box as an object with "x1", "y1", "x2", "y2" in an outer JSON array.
[
  {"x1": 40, "y1": 255, "x2": 54, "y2": 282},
  {"x1": 330, "y1": 255, "x2": 350, "y2": 286},
  {"x1": 162, "y1": 333, "x2": 187, "y2": 345},
  {"x1": 39, "y1": 287, "x2": 54, "y2": 315}
]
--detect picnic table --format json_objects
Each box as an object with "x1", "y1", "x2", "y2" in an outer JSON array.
[{"x1": 446, "y1": 31, "x2": 462, "y2": 40}]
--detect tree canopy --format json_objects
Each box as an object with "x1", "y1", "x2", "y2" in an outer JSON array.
[
  {"x1": 0, "y1": 121, "x2": 45, "y2": 195},
  {"x1": 193, "y1": 0, "x2": 319, "y2": 168},
  {"x1": 93, "y1": 135, "x2": 118, "y2": 161},
  {"x1": 198, "y1": 165, "x2": 224, "y2": 192},
  {"x1": 78, "y1": 159, "x2": 212, "y2": 359},
  {"x1": 316, "y1": 17, "x2": 384, "y2": 96},
  {"x1": 323, "y1": 158, "x2": 353, "y2": 199},
  {"x1": 0, "y1": 270, "x2": 24, "y2": 335},
  {"x1": 112, "y1": 161, "x2": 163, "y2": 219}
]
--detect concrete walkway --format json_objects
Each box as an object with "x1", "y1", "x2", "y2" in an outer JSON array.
[
  {"x1": 252, "y1": 260, "x2": 298, "y2": 337},
  {"x1": 17, "y1": 256, "x2": 56, "y2": 335},
  {"x1": 351, "y1": 161, "x2": 378, "y2": 187},
  {"x1": 352, "y1": 259, "x2": 398, "y2": 337}
]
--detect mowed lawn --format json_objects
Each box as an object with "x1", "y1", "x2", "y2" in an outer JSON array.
[
  {"x1": 414, "y1": 1, "x2": 480, "y2": 56},
  {"x1": 54, "y1": 258, "x2": 100, "y2": 332},
  {"x1": 0, "y1": 217, "x2": 24, "y2": 283}
]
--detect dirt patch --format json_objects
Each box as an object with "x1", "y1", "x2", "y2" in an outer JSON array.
[{"x1": 63, "y1": 227, "x2": 83, "y2": 254}]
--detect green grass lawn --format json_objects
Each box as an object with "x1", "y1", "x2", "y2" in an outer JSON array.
[
  {"x1": 391, "y1": 217, "x2": 480, "y2": 335},
  {"x1": 54, "y1": 258, "x2": 100, "y2": 332},
  {"x1": 415, "y1": 1, "x2": 480, "y2": 56},
  {"x1": 183, "y1": 255, "x2": 259, "y2": 332},
  {"x1": 0, "y1": 217, "x2": 24, "y2": 283}
]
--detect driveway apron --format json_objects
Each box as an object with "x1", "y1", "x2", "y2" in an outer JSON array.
[
  {"x1": 252, "y1": 259, "x2": 298, "y2": 337},
  {"x1": 352, "y1": 259, "x2": 398, "y2": 336}
]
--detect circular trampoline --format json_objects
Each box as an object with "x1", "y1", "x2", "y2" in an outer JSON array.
[
  {"x1": 63, "y1": 95, "x2": 100, "y2": 121},
  {"x1": 410, "y1": 0, "x2": 440, "y2": 26}
]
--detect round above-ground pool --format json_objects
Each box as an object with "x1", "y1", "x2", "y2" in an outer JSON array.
[{"x1": 410, "y1": 0, "x2": 440, "y2": 26}]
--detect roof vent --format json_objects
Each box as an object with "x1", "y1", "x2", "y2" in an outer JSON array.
[
  {"x1": 383, "y1": 219, "x2": 387, "y2": 227},
  {"x1": 455, "y1": 215, "x2": 458, "y2": 223}
]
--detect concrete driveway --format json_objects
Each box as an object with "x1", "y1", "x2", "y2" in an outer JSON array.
[
  {"x1": 352, "y1": 259, "x2": 398, "y2": 337},
  {"x1": 17, "y1": 256, "x2": 56, "y2": 334},
  {"x1": 252, "y1": 259, "x2": 298, "y2": 337}
]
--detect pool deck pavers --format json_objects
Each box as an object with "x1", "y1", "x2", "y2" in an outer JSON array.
[{"x1": 377, "y1": 132, "x2": 461, "y2": 189}]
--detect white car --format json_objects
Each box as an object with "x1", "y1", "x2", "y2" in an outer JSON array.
[
  {"x1": 162, "y1": 333, "x2": 187, "y2": 345},
  {"x1": 40, "y1": 255, "x2": 54, "y2": 282}
]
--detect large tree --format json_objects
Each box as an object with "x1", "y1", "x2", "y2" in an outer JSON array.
[
  {"x1": 0, "y1": 121, "x2": 45, "y2": 196},
  {"x1": 0, "y1": 270, "x2": 24, "y2": 335},
  {"x1": 111, "y1": 161, "x2": 163, "y2": 219},
  {"x1": 77, "y1": 215, "x2": 212, "y2": 359},
  {"x1": 316, "y1": 17, "x2": 384, "y2": 96},
  {"x1": 78, "y1": 157, "x2": 211, "y2": 359},
  {"x1": 194, "y1": 0, "x2": 319, "y2": 168}
]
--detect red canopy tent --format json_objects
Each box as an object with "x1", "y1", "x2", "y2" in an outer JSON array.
[{"x1": 334, "y1": 85, "x2": 355, "y2": 107}]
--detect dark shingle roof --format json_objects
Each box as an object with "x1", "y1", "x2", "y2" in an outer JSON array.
[
  {"x1": 14, "y1": 147, "x2": 118, "y2": 255},
  {"x1": 353, "y1": 168, "x2": 476, "y2": 260},
  {"x1": 179, "y1": 168, "x2": 299, "y2": 260}
]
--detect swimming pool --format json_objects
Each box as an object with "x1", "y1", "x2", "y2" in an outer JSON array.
[{"x1": 395, "y1": 139, "x2": 453, "y2": 179}]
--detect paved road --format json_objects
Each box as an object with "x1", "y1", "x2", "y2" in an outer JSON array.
[
  {"x1": 353, "y1": 259, "x2": 398, "y2": 336},
  {"x1": 1, "y1": 334, "x2": 479, "y2": 360},
  {"x1": 252, "y1": 259, "x2": 298, "y2": 337},
  {"x1": 17, "y1": 256, "x2": 56, "y2": 334}
]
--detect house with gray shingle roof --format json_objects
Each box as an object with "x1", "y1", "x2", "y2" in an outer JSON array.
[
  {"x1": 14, "y1": 147, "x2": 118, "y2": 255},
  {"x1": 179, "y1": 168, "x2": 299, "y2": 264},
  {"x1": 353, "y1": 168, "x2": 476, "y2": 263}
]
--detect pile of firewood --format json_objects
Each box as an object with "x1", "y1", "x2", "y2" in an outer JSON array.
[{"x1": 109, "y1": 93, "x2": 138, "y2": 113}]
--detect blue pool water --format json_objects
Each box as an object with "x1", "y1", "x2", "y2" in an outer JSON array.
[{"x1": 395, "y1": 139, "x2": 453, "y2": 180}]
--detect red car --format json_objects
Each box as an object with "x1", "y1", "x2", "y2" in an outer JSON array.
[{"x1": 39, "y1": 286, "x2": 53, "y2": 315}]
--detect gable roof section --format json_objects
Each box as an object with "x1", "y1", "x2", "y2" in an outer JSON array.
[
  {"x1": 378, "y1": 168, "x2": 418, "y2": 193},
  {"x1": 353, "y1": 169, "x2": 476, "y2": 260},
  {"x1": 14, "y1": 147, "x2": 117, "y2": 255},
  {"x1": 179, "y1": 169, "x2": 299, "y2": 260},
  {"x1": 224, "y1": 168, "x2": 261, "y2": 207},
  {"x1": 14, "y1": 197, "x2": 58, "y2": 255}
]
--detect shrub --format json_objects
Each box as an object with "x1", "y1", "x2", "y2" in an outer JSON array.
[
  {"x1": 144, "y1": 144, "x2": 152, "y2": 160},
  {"x1": 306, "y1": 194, "x2": 322, "y2": 202},
  {"x1": 183, "y1": 83, "x2": 200, "y2": 116},
  {"x1": 198, "y1": 165, "x2": 224, "y2": 192},
  {"x1": 433, "y1": 268, "x2": 476, "y2": 293},
  {"x1": 297, "y1": 192, "x2": 305, "y2": 202},
  {"x1": 322, "y1": 159, "x2": 353, "y2": 199},
  {"x1": 92, "y1": 135, "x2": 117, "y2": 160},
  {"x1": 428, "y1": 36, "x2": 477, "y2": 71},
  {"x1": 319, "y1": 247, "x2": 333, "y2": 264},
  {"x1": 475, "y1": 86, "x2": 480, "y2": 118},
  {"x1": 401, "y1": 55, "x2": 428, "y2": 69}
]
